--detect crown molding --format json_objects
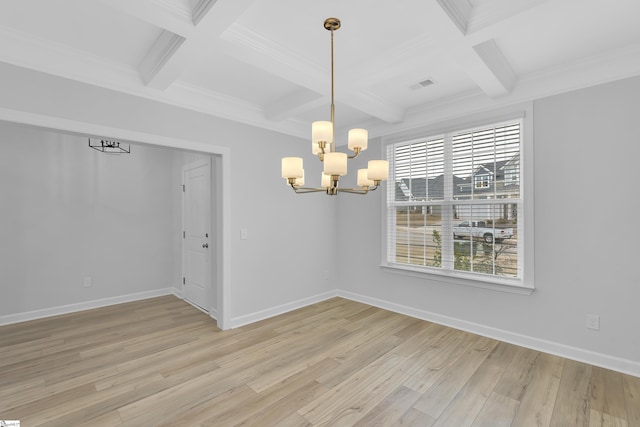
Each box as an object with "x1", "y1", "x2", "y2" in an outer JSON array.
[
  {"x1": 150, "y1": 0, "x2": 192, "y2": 21},
  {"x1": 191, "y1": 0, "x2": 218, "y2": 25},
  {"x1": 436, "y1": 0, "x2": 473, "y2": 35},
  {"x1": 369, "y1": 42, "x2": 640, "y2": 139},
  {"x1": 466, "y1": 0, "x2": 551, "y2": 35}
]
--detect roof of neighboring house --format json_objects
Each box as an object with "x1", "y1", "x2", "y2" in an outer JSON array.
[{"x1": 394, "y1": 158, "x2": 519, "y2": 201}]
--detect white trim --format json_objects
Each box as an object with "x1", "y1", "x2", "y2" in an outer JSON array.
[
  {"x1": 337, "y1": 290, "x2": 640, "y2": 378},
  {"x1": 172, "y1": 286, "x2": 183, "y2": 299},
  {"x1": 0, "y1": 107, "x2": 233, "y2": 330},
  {"x1": 3, "y1": 285, "x2": 637, "y2": 377},
  {"x1": 381, "y1": 264, "x2": 533, "y2": 295},
  {"x1": 381, "y1": 105, "x2": 534, "y2": 292},
  {"x1": 0, "y1": 288, "x2": 176, "y2": 326},
  {"x1": 229, "y1": 291, "x2": 338, "y2": 329}
]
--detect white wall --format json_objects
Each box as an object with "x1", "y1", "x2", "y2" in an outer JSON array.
[
  {"x1": 337, "y1": 75, "x2": 640, "y2": 371},
  {"x1": 0, "y1": 62, "x2": 337, "y2": 324},
  {"x1": 0, "y1": 123, "x2": 176, "y2": 315}
]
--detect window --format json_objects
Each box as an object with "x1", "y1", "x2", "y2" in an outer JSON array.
[
  {"x1": 385, "y1": 119, "x2": 527, "y2": 288},
  {"x1": 474, "y1": 175, "x2": 491, "y2": 188}
]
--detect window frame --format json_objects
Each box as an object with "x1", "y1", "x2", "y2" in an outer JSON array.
[{"x1": 380, "y1": 105, "x2": 534, "y2": 294}]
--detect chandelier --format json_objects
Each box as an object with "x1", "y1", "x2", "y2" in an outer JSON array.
[
  {"x1": 281, "y1": 18, "x2": 388, "y2": 195},
  {"x1": 88, "y1": 138, "x2": 130, "y2": 154}
]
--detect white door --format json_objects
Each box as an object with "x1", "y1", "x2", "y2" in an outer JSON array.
[{"x1": 183, "y1": 159, "x2": 210, "y2": 311}]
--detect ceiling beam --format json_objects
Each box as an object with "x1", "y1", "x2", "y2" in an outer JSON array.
[
  {"x1": 435, "y1": 0, "x2": 473, "y2": 35},
  {"x1": 97, "y1": 0, "x2": 194, "y2": 38},
  {"x1": 139, "y1": 0, "x2": 256, "y2": 90},
  {"x1": 468, "y1": 39, "x2": 516, "y2": 97},
  {"x1": 434, "y1": 0, "x2": 517, "y2": 98}
]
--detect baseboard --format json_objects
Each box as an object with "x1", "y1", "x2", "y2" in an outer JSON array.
[
  {"x1": 337, "y1": 290, "x2": 640, "y2": 378},
  {"x1": 229, "y1": 290, "x2": 338, "y2": 329},
  {"x1": 0, "y1": 288, "x2": 176, "y2": 326},
  {"x1": 171, "y1": 286, "x2": 183, "y2": 299}
]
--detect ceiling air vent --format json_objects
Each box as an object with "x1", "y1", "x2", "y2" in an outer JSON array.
[{"x1": 410, "y1": 78, "x2": 434, "y2": 91}]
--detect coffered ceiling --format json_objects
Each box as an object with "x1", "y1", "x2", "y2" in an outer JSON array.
[{"x1": 1, "y1": 0, "x2": 639, "y2": 141}]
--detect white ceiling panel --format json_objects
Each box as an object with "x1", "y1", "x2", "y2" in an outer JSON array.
[
  {"x1": 0, "y1": 0, "x2": 638, "y2": 140},
  {"x1": 0, "y1": 0, "x2": 162, "y2": 67},
  {"x1": 179, "y1": 53, "x2": 301, "y2": 107}
]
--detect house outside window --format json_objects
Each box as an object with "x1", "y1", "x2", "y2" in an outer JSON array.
[{"x1": 384, "y1": 119, "x2": 527, "y2": 288}]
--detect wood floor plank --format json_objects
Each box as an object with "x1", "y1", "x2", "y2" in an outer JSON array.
[
  {"x1": 393, "y1": 408, "x2": 436, "y2": 426},
  {"x1": 0, "y1": 296, "x2": 636, "y2": 427},
  {"x1": 402, "y1": 328, "x2": 477, "y2": 393},
  {"x1": 589, "y1": 409, "x2": 628, "y2": 427},
  {"x1": 471, "y1": 392, "x2": 519, "y2": 427},
  {"x1": 511, "y1": 352, "x2": 564, "y2": 427},
  {"x1": 493, "y1": 345, "x2": 540, "y2": 401},
  {"x1": 622, "y1": 373, "x2": 640, "y2": 425},
  {"x1": 297, "y1": 352, "x2": 410, "y2": 425},
  {"x1": 550, "y1": 359, "x2": 593, "y2": 427},
  {"x1": 431, "y1": 341, "x2": 517, "y2": 427},
  {"x1": 352, "y1": 385, "x2": 422, "y2": 426},
  {"x1": 412, "y1": 335, "x2": 498, "y2": 418},
  {"x1": 590, "y1": 367, "x2": 627, "y2": 421}
]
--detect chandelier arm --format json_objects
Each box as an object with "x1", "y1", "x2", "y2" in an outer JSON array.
[
  {"x1": 338, "y1": 185, "x2": 378, "y2": 195},
  {"x1": 337, "y1": 188, "x2": 369, "y2": 195},
  {"x1": 291, "y1": 186, "x2": 329, "y2": 194}
]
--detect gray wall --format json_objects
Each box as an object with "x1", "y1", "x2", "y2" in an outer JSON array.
[
  {"x1": 337, "y1": 75, "x2": 640, "y2": 365},
  {"x1": 0, "y1": 123, "x2": 176, "y2": 314},
  {"x1": 0, "y1": 62, "x2": 337, "y2": 323}
]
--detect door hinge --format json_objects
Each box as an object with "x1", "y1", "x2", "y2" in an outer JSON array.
[
  {"x1": 183, "y1": 231, "x2": 185, "y2": 239},
  {"x1": 182, "y1": 184, "x2": 185, "y2": 192},
  {"x1": 183, "y1": 277, "x2": 186, "y2": 285}
]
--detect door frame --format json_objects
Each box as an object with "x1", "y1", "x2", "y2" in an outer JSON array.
[
  {"x1": 182, "y1": 157, "x2": 212, "y2": 315},
  {"x1": 0, "y1": 108, "x2": 232, "y2": 329}
]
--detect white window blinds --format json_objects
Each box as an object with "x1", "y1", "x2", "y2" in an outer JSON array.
[{"x1": 386, "y1": 120, "x2": 523, "y2": 282}]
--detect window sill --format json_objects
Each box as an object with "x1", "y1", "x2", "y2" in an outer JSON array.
[{"x1": 380, "y1": 263, "x2": 534, "y2": 295}]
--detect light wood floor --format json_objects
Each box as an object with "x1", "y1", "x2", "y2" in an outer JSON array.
[{"x1": 1, "y1": 296, "x2": 638, "y2": 426}]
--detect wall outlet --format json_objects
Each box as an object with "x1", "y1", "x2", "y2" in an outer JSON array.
[
  {"x1": 586, "y1": 314, "x2": 600, "y2": 330},
  {"x1": 83, "y1": 276, "x2": 92, "y2": 288}
]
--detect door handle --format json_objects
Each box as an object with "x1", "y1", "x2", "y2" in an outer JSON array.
[{"x1": 202, "y1": 243, "x2": 209, "y2": 249}]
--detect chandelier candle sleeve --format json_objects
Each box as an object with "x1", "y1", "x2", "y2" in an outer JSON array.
[
  {"x1": 282, "y1": 157, "x2": 304, "y2": 179},
  {"x1": 367, "y1": 160, "x2": 389, "y2": 181},
  {"x1": 321, "y1": 173, "x2": 332, "y2": 188},
  {"x1": 357, "y1": 168, "x2": 374, "y2": 187},
  {"x1": 348, "y1": 129, "x2": 368, "y2": 151},
  {"x1": 324, "y1": 152, "x2": 347, "y2": 176},
  {"x1": 312, "y1": 121, "x2": 333, "y2": 154}
]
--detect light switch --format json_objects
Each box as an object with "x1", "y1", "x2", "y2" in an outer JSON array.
[{"x1": 240, "y1": 228, "x2": 248, "y2": 240}]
